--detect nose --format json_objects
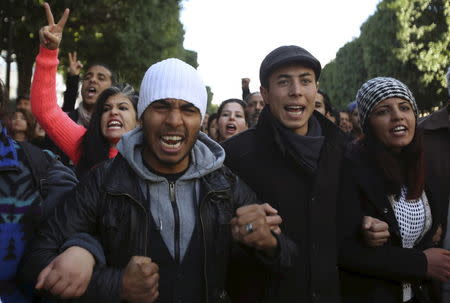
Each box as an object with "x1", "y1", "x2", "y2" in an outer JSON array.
[
  {"x1": 165, "y1": 109, "x2": 183, "y2": 127},
  {"x1": 289, "y1": 80, "x2": 303, "y2": 96},
  {"x1": 229, "y1": 113, "x2": 236, "y2": 121},
  {"x1": 391, "y1": 107, "x2": 404, "y2": 121}
]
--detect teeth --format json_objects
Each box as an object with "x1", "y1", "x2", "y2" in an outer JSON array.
[
  {"x1": 162, "y1": 135, "x2": 182, "y2": 141},
  {"x1": 226, "y1": 124, "x2": 236, "y2": 130},
  {"x1": 286, "y1": 105, "x2": 304, "y2": 111},
  {"x1": 88, "y1": 87, "x2": 96, "y2": 92},
  {"x1": 393, "y1": 126, "x2": 406, "y2": 132},
  {"x1": 108, "y1": 121, "x2": 122, "y2": 128}
]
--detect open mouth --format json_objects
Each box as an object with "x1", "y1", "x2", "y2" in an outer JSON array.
[
  {"x1": 391, "y1": 125, "x2": 407, "y2": 135},
  {"x1": 284, "y1": 105, "x2": 305, "y2": 115},
  {"x1": 87, "y1": 87, "x2": 97, "y2": 97},
  {"x1": 160, "y1": 135, "x2": 183, "y2": 150},
  {"x1": 225, "y1": 124, "x2": 237, "y2": 132},
  {"x1": 107, "y1": 120, "x2": 123, "y2": 129}
]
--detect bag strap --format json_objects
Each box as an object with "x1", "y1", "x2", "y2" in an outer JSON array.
[{"x1": 18, "y1": 141, "x2": 52, "y2": 198}]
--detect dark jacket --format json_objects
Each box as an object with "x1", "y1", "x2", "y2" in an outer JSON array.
[
  {"x1": 22, "y1": 153, "x2": 291, "y2": 303},
  {"x1": 419, "y1": 106, "x2": 450, "y2": 231},
  {"x1": 338, "y1": 143, "x2": 442, "y2": 303},
  {"x1": 222, "y1": 108, "x2": 347, "y2": 303}
]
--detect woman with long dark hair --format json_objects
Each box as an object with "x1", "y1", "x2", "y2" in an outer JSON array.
[
  {"x1": 216, "y1": 98, "x2": 248, "y2": 142},
  {"x1": 31, "y1": 6, "x2": 138, "y2": 176},
  {"x1": 339, "y1": 77, "x2": 449, "y2": 303}
]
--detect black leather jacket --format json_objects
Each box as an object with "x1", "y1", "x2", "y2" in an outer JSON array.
[{"x1": 22, "y1": 154, "x2": 289, "y2": 303}]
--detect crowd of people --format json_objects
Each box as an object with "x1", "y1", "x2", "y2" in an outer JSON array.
[{"x1": 1, "y1": 3, "x2": 449, "y2": 303}]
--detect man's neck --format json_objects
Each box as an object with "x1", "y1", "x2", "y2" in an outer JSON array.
[{"x1": 142, "y1": 148, "x2": 190, "y2": 175}]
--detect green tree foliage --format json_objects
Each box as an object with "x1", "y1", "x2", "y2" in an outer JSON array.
[
  {"x1": 319, "y1": 0, "x2": 449, "y2": 111},
  {"x1": 319, "y1": 38, "x2": 367, "y2": 110},
  {"x1": 1, "y1": 0, "x2": 200, "y2": 97}
]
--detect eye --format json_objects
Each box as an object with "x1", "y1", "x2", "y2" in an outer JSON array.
[
  {"x1": 301, "y1": 78, "x2": 312, "y2": 84},
  {"x1": 374, "y1": 108, "x2": 389, "y2": 116},
  {"x1": 277, "y1": 79, "x2": 289, "y2": 85},
  {"x1": 119, "y1": 105, "x2": 129, "y2": 111},
  {"x1": 400, "y1": 104, "x2": 411, "y2": 111}
]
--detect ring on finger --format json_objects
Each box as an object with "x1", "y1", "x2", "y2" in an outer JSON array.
[{"x1": 245, "y1": 223, "x2": 254, "y2": 233}]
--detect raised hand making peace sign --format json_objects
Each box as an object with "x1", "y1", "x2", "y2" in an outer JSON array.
[{"x1": 38, "y1": 2, "x2": 69, "y2": 50}]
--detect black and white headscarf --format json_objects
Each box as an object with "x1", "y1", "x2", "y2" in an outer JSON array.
[{"x1": 355, "y1": 77, "x2": 419, "y2": 130}]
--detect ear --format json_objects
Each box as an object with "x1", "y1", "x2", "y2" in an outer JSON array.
[{"x1": 260, "y1": 86, "x2": 269, "y2": 105}]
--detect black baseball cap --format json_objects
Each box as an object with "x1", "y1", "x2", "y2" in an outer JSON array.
[{"x1": 259, "y1": 45, "x2": 321, "y2": 87}]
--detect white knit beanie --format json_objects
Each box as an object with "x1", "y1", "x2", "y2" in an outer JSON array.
[{"x1": 138, "y1": 58, "x2": 207, "y2": 121}]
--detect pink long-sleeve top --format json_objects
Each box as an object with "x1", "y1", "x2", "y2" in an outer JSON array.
[{"x1": 31, "y1": 46, "x2": 118, "y2": 165}]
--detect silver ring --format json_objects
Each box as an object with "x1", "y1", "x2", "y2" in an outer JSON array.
[{"x1": 245, "y1": 223, "x2": 254, "y2": 233}]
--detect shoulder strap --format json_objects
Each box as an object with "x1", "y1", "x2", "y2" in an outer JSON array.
[{"x1": 18, "y1": 141, "x2": 52, "y2": 197}]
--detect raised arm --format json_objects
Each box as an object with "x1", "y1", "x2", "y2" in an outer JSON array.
[{"x1": 31, "y1": 2, "x2": 85, "y2": 164}]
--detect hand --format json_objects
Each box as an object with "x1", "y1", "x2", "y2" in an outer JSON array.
[
  {"x1": 231, "y1": 203, "x2": 279, "y2": 256},
  {"x1": 121, "y1": 256, "x2": 159, "y2": 303},
  {"x1": 263, "y1": 203, "x2": 282, "y2": 234},
  {"x1": 423, "y1": 248, "x2": 450, "y2": 282},
  {"x1": 68, "y1": 52, "x2": 83, "y2": 76},
  {"x1": 432, "y1": 225, "x2": 443, "y2": 245},
  {"x1": 241, "y1": 78, "x2": 250, "y2": 89},
  {"x1": 38, "y1": 2, "x2": 69, "y2": 50},
  {"x1": 35, "y1": 246, "x2": 95, "y2": 299},
  {"x1": 362, "y1": 216, "x2": 390, "y2": 247}
]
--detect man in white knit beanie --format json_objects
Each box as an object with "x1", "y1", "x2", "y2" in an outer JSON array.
[{"x1": 26, "y1": 57, "x2": 290, "y2": 303}]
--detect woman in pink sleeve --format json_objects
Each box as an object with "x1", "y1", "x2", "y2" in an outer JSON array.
[{"x1": 31, "y1": 4, "x2": 138, "y2": 176}]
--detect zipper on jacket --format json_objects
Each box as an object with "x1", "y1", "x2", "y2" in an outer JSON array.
[
  {"x1": 108, "y1": 192, "x2": 149, "y2": 256},
  {"x1": 169, "y1": 182, "x2": 181, "y2": 264},
  {"x1": 199, "y1": 191, "x2": 210, "y2": 303}
]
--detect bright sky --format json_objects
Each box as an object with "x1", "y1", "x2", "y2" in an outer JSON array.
[{"x1": 180, "y1": 0, "x2": 381, "y2": 105}]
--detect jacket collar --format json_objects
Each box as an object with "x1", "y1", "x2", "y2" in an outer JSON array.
[
  {"x1": 102, "y1": 154, "x2": 232, "y2": 203},
  {"x1": 255, "y1": 106, "x2": 346, "y2": 158}
]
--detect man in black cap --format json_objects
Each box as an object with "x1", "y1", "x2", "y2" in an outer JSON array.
[{"x1": 223, "y1": 45, "x2": 347, "y2": 303}]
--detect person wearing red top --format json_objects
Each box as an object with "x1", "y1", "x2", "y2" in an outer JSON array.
[{"x1": 30, "y1": 5, "x2": 138, "y2": 175}]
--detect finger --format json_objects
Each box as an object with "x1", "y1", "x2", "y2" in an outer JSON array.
[
  {"x1": 49, "y1": 279, "x2": 70, "y2": 296},
  {"x1": 36, "y1": 264, "x2": 53, "y2": 289},
  {"x1": 68, "y1": 52, "x2": 73, "y2": 62},
  {"x1": 236, "y1": 204, "x2": 263, "y2": 217},
  {"x1": 57, "y1": 8, "x2": 70, "y2": 29},
  {"x1": 43, "y1": 270, "x2": 61, "y2": 291},
  {"x1": 43, "y1": 2, "x2": 55, "y2": 26},
  {"x1": 266, "y1": 215, "x2": 282, "y2": 226},
  {"x1": 236, "y1": 211, "x2": 264, "y2": 226},
  {"x1": 370, "y1": 222, "x2": 389, "y2": 232},
  {"x1": 139, "y1": 262, "x2": 156, "y2": 276},
  {"x1": 270, "y1": 226, "x2": 281, "y2": 235},
  {"x1": 362, "y1": 216, "x2": 375, "y2": 229},
  {"x1": 73, "y1": 51, "x2": 77, "y2": 61},
  {"x1": 366, "y1": 230, "x2": 390, "y2": 240},
  {"x1": 59, "y1": 283, "x2": 80, "y2": 299},
  {"x1": 262, "y1": 203, "x2": 278, "y2": 215}
]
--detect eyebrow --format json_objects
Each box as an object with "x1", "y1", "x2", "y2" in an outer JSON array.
[{"x1": 277, "y1": 72, "x2": 313, "y2": 79}]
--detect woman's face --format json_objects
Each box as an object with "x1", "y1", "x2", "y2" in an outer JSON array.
[
  {"x1": 100, "y1": 94, "x2": 138, "y2": 145},
  {"x1": 369, "y1": 97, "x2": 416, "y2": 152},
  {"x1": 217, "y1": 102, "x2": 248, "y2": 141},
  {"x1": 11, "y1": 111, "x2": 28, "y2": 133}
]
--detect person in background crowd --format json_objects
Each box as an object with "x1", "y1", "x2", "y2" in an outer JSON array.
[
  {"x1": 314, "y1": 89, "x2": 327, "y2": 115},
  {"x1": 419, "y1": 67, "x2": 450, "y2": 303},
  {"x1": 23, "y1": 49, "x2": 292, "y2": 303},
  {"x1": 7, "y1": 109, "x2": 36, "y2": 142},
  {"x1": 30, "y1": 7, "x2": 138, "y2": 176},
  {"x1": 348, "y1": 100, "x2": 363, "y2": 140},
  {"x1": 339, "y1": 110, "x2": 353, "y2": 134},
  {"x1": 339, "y1": 77, "x2": 449, "y2": 303},
  {"x1": 223, "y1": 45, "x2": 347, "y2": 302},
  {"x1": 245, "y1": 92, "x2": 265, "y2": 127},
  {"x1": 206, "y1": 112, "x2": 218, "y2": 141},
  {"x1": 62, "y1": 51, "x2": 114, "y2": 128},
  {"x1": 16, "y1": 96, "x2": 31, "y2": 112},
  {"x1": 242, "y1": 77, "x2": 251, "y2": 101},
  {"x1": 0, "y1": 75, "x2": 105, "y2": 302},
  {"x1": 216, "y1": 98, "x2": 248, "y2": 142}
]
